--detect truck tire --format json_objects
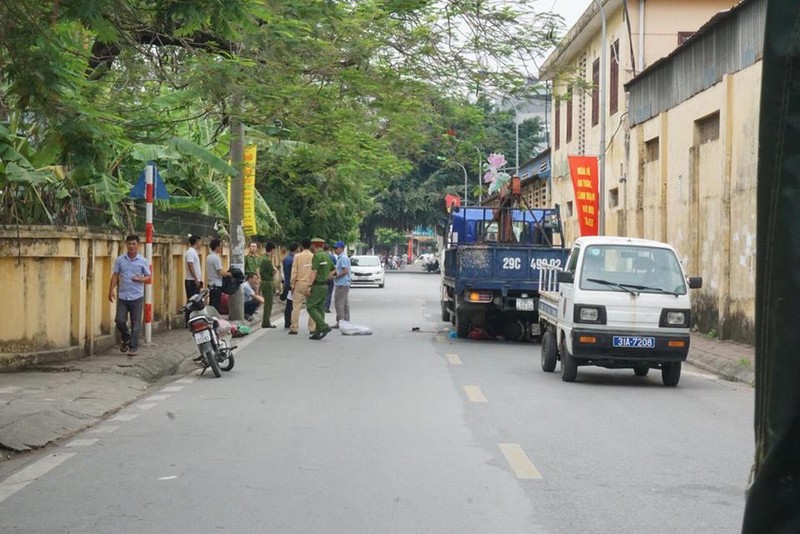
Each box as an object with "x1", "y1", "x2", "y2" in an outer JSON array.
[
  {"x1": 455, "y1": 312, "x2": 469, "y2": 338},
  {"x1": 541, "y1": 330, "x2": 557, "y2": 372},
  {"x1": 560, "y1": 339, "x2": 578, "y2": 382},
  {"x1": 662, "y1": 362, "x2": 681, "y2": 386},
  {"x1": 441, "y1": 301, "x2": 450, "y2": 322}
]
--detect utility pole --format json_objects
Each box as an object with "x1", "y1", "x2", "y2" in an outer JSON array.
[
  {"x1": 593, "y1": 0, "x2": 607, "y2": 235},
  {"x1": 228, "y1": 115, "x2": 245, "y2": 321}
]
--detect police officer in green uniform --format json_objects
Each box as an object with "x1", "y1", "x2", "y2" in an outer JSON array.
[
  {"x1": 307, "y1": 238, "x2": 334, "y2": 340},
  {"x1": 258, "y1": 242, "x2": 277, "y2": 328},
  {"x1": 244, "y1": 241, "x2": 262, "y2": 277}
]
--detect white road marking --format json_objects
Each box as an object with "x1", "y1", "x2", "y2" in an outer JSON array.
[
  {"x1": 110, "y1": 413, "x2": 139, "y2": 422},
  {"x1": 88, "y1": 425, "x2": 119, "y2": 434},
  {"x1": 66, "y1": 438, "x2": 99, "y2": 447},
  {"x1": 498, "y1": 443, "x2": 543, "y2": 480},
  {"x1": 0, "y1": 386, "x2": 21, "y2": 394},
  {"x1": 463, "y1": 385, "x2": 488, "y2": 403},
  {"x1": 0, "y1": 453, "x2": 76, "y2": 504},
  {"x1": 446, "y1": 353, "x2": 462, "y2": 365},
  {"x1": 684, "y1": 369, "x2": 720, "y2": 381},
  {"x1": 161, "y1": 386, "x2": 184, "y2": 393},
  {"x1": 138, "y1": 403, "x2": 156, "y2": 411},
  {"x1": 148, "y1": 394, "x2": 171, "y2": 401},
  {"x1": 175, "y1": 378, "x2": 196, "y2": 384},
  {"x1": 157, "y1": 476, "x2": 178, "y2": 481},
  {"x1": 436, "y1": 335, "x2": 446, "y2": 344}
]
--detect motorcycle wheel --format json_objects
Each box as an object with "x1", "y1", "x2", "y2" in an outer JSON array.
[
  {"x1": 220, "y1": 352, "x2": 235, "y2": 372},
  {"x1": 204, "y1": 349, "x2": 222, "y2": 378}
]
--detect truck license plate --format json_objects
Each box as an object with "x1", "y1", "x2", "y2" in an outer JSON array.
[
  {"x1": 516, "y1": 298, "x2": 535, "y2": 311},
  {"x1": 613, "y1": 336, "x2": 655, "y2": 348},
  {"x1": 193, "y1": 330, "x2": 212, "y2": 344}
]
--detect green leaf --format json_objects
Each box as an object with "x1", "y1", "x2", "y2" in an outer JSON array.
[
  {"x1": 254, "y1": 188, "x2": 282, "y2": 236},
  {"x1": 169, "y1": 137, "x2": 238, "y2": 177},
  {"x1": 4, "y1": 162, "x2": 50, "y2": 185},
  {"x1": 129, "y1": 143, "x2": 179, "y2": 163},
  {"x1": 200, "y1": 179, "x2": 230, "y2": 218}
]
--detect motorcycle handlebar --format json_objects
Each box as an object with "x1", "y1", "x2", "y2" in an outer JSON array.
[{"x1": 181, "y1": 288, "x2": 210, "y2": 312}]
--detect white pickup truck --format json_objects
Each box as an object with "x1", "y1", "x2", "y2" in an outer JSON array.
[{"x1": 537, "y1": 236, "x2": 703, "y2": 386}]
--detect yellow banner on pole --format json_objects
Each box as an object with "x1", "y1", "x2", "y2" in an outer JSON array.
[{"x1": 243, "y1": 145, "x2": 257, "y2": 236}]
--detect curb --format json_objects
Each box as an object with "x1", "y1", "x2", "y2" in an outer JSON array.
[
  {"x1": 687, "y1": 351, "x2": 755, "y2": 386},
  {"x1": 0, "y1": 309, "x2": 282, "y2": 460}
]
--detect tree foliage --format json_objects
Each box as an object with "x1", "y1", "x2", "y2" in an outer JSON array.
[{"x1": 0, "y1": 0, "x2": 563, "y2": 238}]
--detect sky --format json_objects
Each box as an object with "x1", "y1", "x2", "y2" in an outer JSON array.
[{"x1": 550, "y1": 0, "x2": 589, "y2": 32}]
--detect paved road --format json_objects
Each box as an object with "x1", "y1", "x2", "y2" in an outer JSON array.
[{"x1": 0, "y1": 274, "x2": 753, "y2": 533}]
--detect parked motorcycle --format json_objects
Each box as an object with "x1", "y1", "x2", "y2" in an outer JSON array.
[{"x1": 181, "y1": 288, "x2": 235, "y2": 378}]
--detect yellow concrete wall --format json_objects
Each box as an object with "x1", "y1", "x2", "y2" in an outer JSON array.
[
  {"x1": 0, "y1": 228, "x2": 228, "y2": 364},
  {"x1": 622, "y1": 63, "x2": 761, "y2": 342},
  {"x1": 638, "y1": 0, "x2": 740, "y2": 68},
  {"x1": 548, "y1": 0, "x2": 761, "y2": 342},
  {"x1": 549, "y1": 0, "x2": 741, "y2": 244}
]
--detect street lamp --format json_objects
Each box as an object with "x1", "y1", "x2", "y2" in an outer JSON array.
[
  {"x1": 593, "y1": 0, "x2": 607, "y2": 235},
  {"x1": 438, "y1": 156, "x2": 469, "y2": 206},
  {"x1": 457, "y1": 139, "x2": 484, "y2": 204}
]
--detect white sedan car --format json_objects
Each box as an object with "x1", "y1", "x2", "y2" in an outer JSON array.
[{"x1": 350, "y1": 255, "x2": 385, "y2": 288}]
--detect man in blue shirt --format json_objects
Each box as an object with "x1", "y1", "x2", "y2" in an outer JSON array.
[
  {"x1": 332, "y1": 241, "x2": 351, "y2": 328},
  {"x1": 241, "y1": 274, "x2": 264, "y2": 321},
  {"x1": 108, "y1": 235, "x2": 151, "y2": 356}
]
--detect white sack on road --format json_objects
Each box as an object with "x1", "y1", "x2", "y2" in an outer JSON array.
[{"x1": 339, "y1": 320, "x2": 372, "y2": 335}]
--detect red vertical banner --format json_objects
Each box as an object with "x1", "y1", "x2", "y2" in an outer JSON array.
[{"x1": 568, "y1": 155, "x2": 600, "y2": 236}]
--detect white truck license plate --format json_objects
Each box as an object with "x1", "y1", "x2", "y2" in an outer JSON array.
[
  {"x1": 193, "y1": 330, "x2": 212, "y2": 344},
  {"x1": 516, "y1": 298, "x2": 535, "y2": 311},
  {"x1": 613, "y1": 336, "x2": 655, "y2": 348}
]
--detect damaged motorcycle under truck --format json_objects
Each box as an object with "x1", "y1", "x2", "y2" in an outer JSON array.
[
  {"x1": 537, "y1": 236, "x2": 703, "y2": 386},
  {"x1": 440, "y1": 175, "x2": 570, "y2": 341},
  {"x1": 181, "y1": 288, "x2": 237, "y2": 378}
]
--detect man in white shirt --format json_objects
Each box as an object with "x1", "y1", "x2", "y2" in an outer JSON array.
[
  {"x1": 206, "y1": 238, "x2": 230, "y2": 312},
  {"x1": 183, "y1": 235, "x2": 202, "y2": 326}
]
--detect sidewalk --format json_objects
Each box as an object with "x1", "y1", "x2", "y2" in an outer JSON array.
[
  {"x1": 0, "y1": 298, "x2": 754, "y2": 464},
  {"x1": 686, "y1": 332, "x2": 755, "y2": 385},
  {"x1": 0, "y1": 301, "x2": 282, "y2": 464}
]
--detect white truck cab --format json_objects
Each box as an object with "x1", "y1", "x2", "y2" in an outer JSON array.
[{"x1": 537, "y1": 236, "x2": 702, "y2": 386}]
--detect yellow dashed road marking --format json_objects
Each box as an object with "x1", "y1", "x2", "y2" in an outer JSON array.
[
  {"x1": 463, "y1": 385, "x2": 487, "y2": 403},
  {"x1": 498, "y1": 443, "x2": 543, "y2": 479},
  {"x1": 446, "y1": 353, "x2": 462, "y2": 365}
]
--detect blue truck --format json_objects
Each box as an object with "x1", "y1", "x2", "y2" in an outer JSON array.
[{"x1": 440, "y1": 191, "x2": 570, "y2": 341}]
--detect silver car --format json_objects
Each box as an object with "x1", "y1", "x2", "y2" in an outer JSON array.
[{"x1": 350, "y1": 255, "x2": 385, "y2": 288}]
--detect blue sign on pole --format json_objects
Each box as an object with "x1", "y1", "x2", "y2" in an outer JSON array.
[{"x1": 130, "y1": 162, "x2": 170, "y2": 200}]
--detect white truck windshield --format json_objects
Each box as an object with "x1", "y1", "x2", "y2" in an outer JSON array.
[{"x1": 579, "y1": 245, "x2": 687, "y2": 295}]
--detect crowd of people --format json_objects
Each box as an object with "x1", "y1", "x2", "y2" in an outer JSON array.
[
  {"x1": 204, "y1": 237, "x2": 351, "y2": 341},
  {"x1": 108, "y1": 235, "x2": 440, "y2": 350},
  {"x1": 107, "y1": 235, "x2": 356, "y2": 352}
]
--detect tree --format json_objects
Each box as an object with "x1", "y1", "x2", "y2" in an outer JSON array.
[{"x1": 1, "y1": 0, "x2": 564, "y2": 238}]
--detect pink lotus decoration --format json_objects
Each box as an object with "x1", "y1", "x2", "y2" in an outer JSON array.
[{"x1": 483, "y1": 152, "x2": 511, "y2": 194}]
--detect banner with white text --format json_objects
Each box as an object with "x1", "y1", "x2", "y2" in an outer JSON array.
[{"x1": 568, "y1": 155, "x2": 599, "y2": 236}]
